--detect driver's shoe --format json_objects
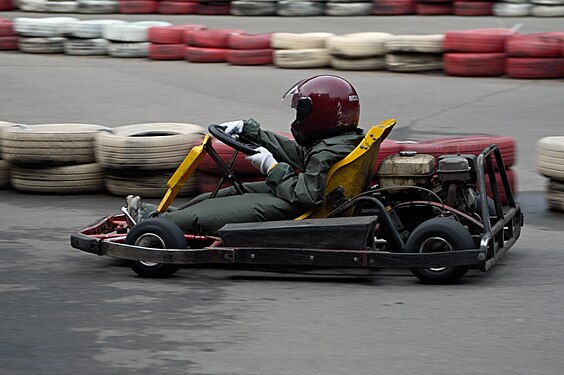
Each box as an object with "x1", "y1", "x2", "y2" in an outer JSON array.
[{"x1": 125, "y1": 195, "x2": 145, "y2": 227}]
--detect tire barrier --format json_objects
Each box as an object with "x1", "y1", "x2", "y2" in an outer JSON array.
[
  {"x1": 0, "y1": 0, "x2": 14, "y2": 10},
  {"x1": 157, "y1": 1, "x2": 198, "y2": 14},
  {"x1": 118, "y1": 0, "x2": 158, "y2": 14},
  {"x1": 0, "y1": 121, "x2": 16, "y2": 190},
  {"x1": 453, "y1": 1, "x2": 494, "y2": 16},
  {"x1": 493, "y1": 2, "x2": 533, "y2": 16},
  {"x1": 325, "y1": 2, "x2": 374, "y2": 16},
  {"x1": 45, "y1": 0, "x2": 78, "y2": 13},
  {"x1": 537, "y1": 136, "x2": 564, "y2": 213},
  {"x1": 105, "y1": 169, "x2": 200, "y2": 197},
  {"x1": 3, "y1": 17, "x2": 564, "y2": 78},
  {"x1": 231, "y1": 0, "x2": 278, "y2": 16},
  {"x1": 276, "y1": 1, "x2": 325, "y2": 16},
  {"x1": 196, "y1": 1, "x2": 232, "y2": 15},
  {"x1": 77, "y1": 0, "x2": 119, "y2": 14},
  {"x1": 415, "y1": 1, "x2": 454, "y2": 15}
]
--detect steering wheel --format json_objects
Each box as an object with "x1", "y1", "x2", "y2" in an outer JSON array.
[{"x1": 208, "y1": 124, "x2": 259, "y2": 155}]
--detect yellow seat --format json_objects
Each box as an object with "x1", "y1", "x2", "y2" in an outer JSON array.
[{"x1": 296, "y1": 118, "x2": 396, "y2": 220}]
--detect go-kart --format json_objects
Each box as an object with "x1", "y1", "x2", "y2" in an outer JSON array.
[{"x1": 70, "y1": 119, "x2": 523, "y2": 284}]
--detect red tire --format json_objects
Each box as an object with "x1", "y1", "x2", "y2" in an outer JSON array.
[
  {"x1": 118, "y1": 0, "x2": 158, "y2": 13},
  {"x1": 198, "y1": 141, "x2": 259, "y2": 176},
  {"x1": 506, "y1": 33, "x2": 564, "y2": 58},
  {"x1": 227, "y1": 33, "x2": 271, "y2": 50},
  {"x1": 0, "y1": 36, "x2": 18, "y2": 50},
  {"x1": 444, "y1": 28, "x2": 514, "y2": 53},
  {"x1": 185, "y1": 46, "x2": 228, "y2": 63},
  {"x1": 506, "y1": 57, "x2": 564, "y2": 79},
  {"x1": 400, "y1": 135, "x2": 517, "y2": 169},
  {"x1": 0, "y1": 21, "x2": 15, "y2": 37},
  {"x1": 482, "y1": 168, "x2": 517, "y2": 205},
  {"x1": 227, "y1": 49, "x2": 273, "y2": 65},
  {"x1": 372, "y1": 0, "x2": 415, "y2": 15},
  {"x1": 415, "y1": 2, "x2": 453, "y2": 15},
  {"x1": 149, "y1": 43, "x2": 186, "y2": 60},
  {"x1": 185, "y1": 28, "x2": 245, "y2": 48},
  {"x1": 0, "y1": 0, "x2": 13, "y2": 11},
  {"x1": 453, "y1": 1, "x2": 493, "y2": 16},
  {"x1": 149, "y1": 25, "x2": 205, "y2": 44},
  {"x1": 157, "y1": 1, "x2": 197, "y2": 14},
  {"x1": 444, "y1": 52, "x2": 506, "y2": 77},
  {"x1": 196, "y1": 2, "x2": 231, "y2": 15}
]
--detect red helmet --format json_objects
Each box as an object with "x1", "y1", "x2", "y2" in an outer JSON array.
[{"x1": 283, "y1": 75, "x2": 360, "y2": 146}]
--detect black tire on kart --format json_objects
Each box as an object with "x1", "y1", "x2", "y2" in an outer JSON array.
[
  {"x1": 125, "y1": 218, "x2": 186, "y2": 278},
  {"x1": 406, "y1": 217, "x2": 474, "y2": 285}
]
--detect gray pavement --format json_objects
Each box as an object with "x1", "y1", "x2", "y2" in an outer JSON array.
[{"x1": 1, "y1": 12, "x2": 564, "y2": 375}]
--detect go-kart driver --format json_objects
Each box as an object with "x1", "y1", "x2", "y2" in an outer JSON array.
[{"x1": 126, "y1": 74, "x2": 365, "y2": 235}]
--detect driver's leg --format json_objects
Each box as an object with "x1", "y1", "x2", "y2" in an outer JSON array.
[
  {"x1": 177, "y1": 181, "x2": 271, "y2": 209},
  {"x1": 161, "y1": 192, "x2": 302, "y2": 235}
]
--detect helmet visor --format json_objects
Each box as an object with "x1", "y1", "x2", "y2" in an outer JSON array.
[{"x1": 282, "y1": 79, "x2": 306, "y2": 108}]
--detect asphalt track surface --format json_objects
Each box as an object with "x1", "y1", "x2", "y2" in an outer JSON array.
[{"x1": 1, "y1": 12, "x2": 564, "y2": 375}]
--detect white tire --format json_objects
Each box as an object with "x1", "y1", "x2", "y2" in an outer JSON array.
[
  {"x1": 45, "y1": 1, "x2": 78, "y2": 12},
  {"x1": 546, "y1": 179, "x2": 564, "y2": 212},
  {"x1": 493, "y1": 3, "x2": 533, "y2": 16},
  {"x1": 17, "y1": 0, "x2": 48, "y2": 12},
  {"x1": 531, "y1": 4, "x2": 564, "y2": 16},
  {"x1": 103, "y1": 21, "x2": 171, "y2": 42},
  {"x1": 95, "y1": 123, "x2": 205, "y2": 170},
  {"x1": 324, "y1": 2, "x2": 373, "y2": 16},
  {"x1": 327, "y1": 32, "x2": 392, "y2": 57},
  {"x1": 14, "y1": 17, "x2": 78, "y2": 37},
  {"x1": 231, "y1": 1, "x2": 277, "y2": 15},
  {"x1": 385, "y1": 34, "x2": 445, "y2": 53},
  {"x1": 65, "y1": 38, "x2": 109, "y2": 55},
  {"x1": 330, "y1": 55, "x2": 385, "y2": 70},
  {"x1": 385, "y1": 53, "x2": 444, "y2": 72},
  {"x1": 1, "y1": 124, "x2": 107, "y2": 164},
  {"x1": 68, "y1": 20, "x2": 126, "y2": 39},
  {"x1": 11, "y1": 163, "x2": 105, "y2": 194},
  {"x1": 274, "y1": 48, "x2": 331, "y2": 68},
  {"x1": 271, "y1": 32, "x2": 334, "y2": 49},
  {"x1": 536, "y1": 137, "x2": 564, "y2": 180},
  {"x1": 108, "y1": 42, "x2": 150, "y2": 58},
  {"x1": 532, "y1": 0, "x2": 564, "y2": 5},
  {"x1": 77, "y1": 0, "x2": 119, "y2": 14},
  {"x1": 105, "y1": 170, "x2": 200, "y2": 198},
  {"x1": 276, "y1": 1, "x2": 325, "y2": 16},
  {"x1": 19, "y1": 37, "x2": 66, "y2": 53}
]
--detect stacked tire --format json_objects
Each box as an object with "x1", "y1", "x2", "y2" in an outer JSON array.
[
  {"x1": 493, "y1": 0, "x2": 533, "y2": 16},
  {"x1": 14, "y1": 17, "x2": 78, "y2": 54},
  {"x1": 400, "y1": 135, "x2": 518, "y2": 204},
  {"x1": 148, "y1": 24, "x2": 205, "y2": 61},
  {"x1": 95, "y1": 123, "x2": 205, "y2": 198},
  {"x1": 272, "y1": 32, "x2": 333, "y2": 69},
  {"x1": 505, "y1": 32, "x2": 564, "y2": 79},
  {"x1": 385, "y1": 34, "x2": 444, "y2": 73},
  {"x1": 372, "y1": 0, "x2": 416, "y2": 15},
  {"x1": 326, "y1": 32, "x2": 391, "y2": 71},
  {"x1": 531, "y1": 0, "x2": 564, "y2": 17},
  {"x1": 0, "y1": 124, "x2": 107, "y2": 194},
  {"x1": 64, "y1": 20, "x2": 124, "y2": 56},
  {"x1": 196, "y1": 0, "x2": 232, "y2": 15},
  {"x1": 118, "y1": 0, "x2": 158, "y2": 13},
  {"x1": 103, "y1": 20, "x2": 171, "y2": 58},
  {"x1": 536, "y1": 137, "x2": 564, "y2": 212},
  {"x1": 0, "y1": 18, "x2": 18, "y2": 51},
  {"x1": 185, "y1": 28, "x2": 244, "y2": 63},
  {"x1": 226, "y1": 32, "x2": 273, "y2": 66},
  {"x1": 415, "y1": 0, "x2": 453, "y2": 15},
  {"x1": 76, "y1": 0, "x2": 119, "y2": 13},
  {"x1": 443, "y1": 28, "x2": 514, "y2": 77}
]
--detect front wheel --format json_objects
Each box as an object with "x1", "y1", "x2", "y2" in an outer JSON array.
[
  {"x1": 406, "y1": 217, "x2": 474, "y2": 285},
  {"x1": 125, "y1": 218, "x2": 186, "y2": 278}
]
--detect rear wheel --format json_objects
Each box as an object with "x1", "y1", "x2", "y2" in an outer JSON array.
[
  {"x1": 126, "y1": 218, "x2": 185, "y2": 278},
  {"x1": 406, "y1": 217, "x2": 474, "y2": 284}
]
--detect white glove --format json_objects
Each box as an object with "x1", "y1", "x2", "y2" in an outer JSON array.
[
  {"x1": 220, "y1": 120, "x2": 245, "y2": 136},
  {"x1": 245, "y1": 146, "x2": 278, "y2": 175}
]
